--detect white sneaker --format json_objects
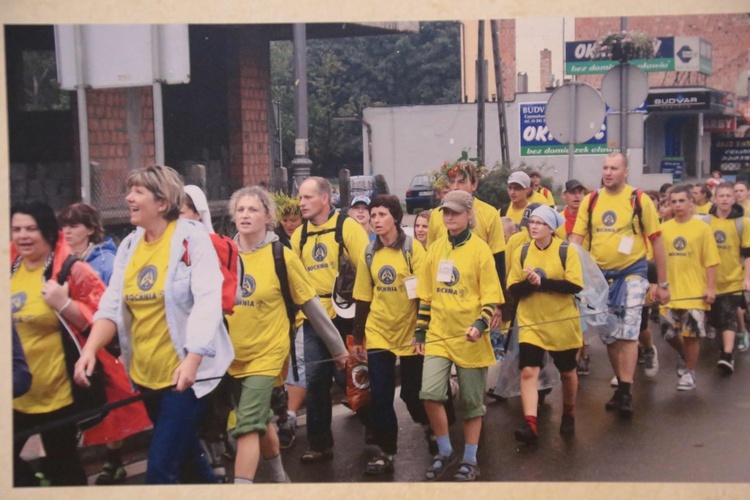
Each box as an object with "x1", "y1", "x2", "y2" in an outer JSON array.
[
  {"x1": 643, "y1": 346, "x2": 659, "y2": 378},
  {"x1": 610, "y1": 375, "x2": 618, "y2": 388},
  {"x1": 737, "y1": 331, "x2": 750, "y2": 352},
  {"x1": 677, "y1": 371, "x2": 696, "y2": 391},
  {"x1": 677, "y1": 354, "x2": 687, "y2": 377}
]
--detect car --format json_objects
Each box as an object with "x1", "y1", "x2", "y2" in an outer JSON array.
[{"x1": 405, "y1": 174, "x2": 437, "y2": 214}]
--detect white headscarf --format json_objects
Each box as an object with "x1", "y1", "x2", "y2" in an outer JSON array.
[{"x1": 184, "y1": 185, "x2": 215, "y2": 233}]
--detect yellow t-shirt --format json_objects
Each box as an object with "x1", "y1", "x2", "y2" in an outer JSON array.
[
  {"x1": 227, "y1": 244, "x2": 316, "y2": 378},
  {"x1": 291, "y1": 212, "x2": 370, "y2": 322},
  {"x1": 508, "y1": 238, "x2": 584, "y2": 351},
  {"x1": 11, "y1": 263, "x2": 74, "y2": 413},
  {"x1": 530, "y1": 188, "x2": 555, "y2": 207},
  {"x1": 695, "y1": 202, "x2": 713, "y2": 215},
  {"x1": 504, "y1": 229, "x2": 531, "y2": 279},
  {"x1": 503, "y1": 203, "x2": 528, "y2": 227},
  {"x1": 418, "y1": 232, "x2": 504, "y2": 368},
  {"x1": 743, "y1": 200, "x2": 750, "y2": 216},
  {"x1": 353, "y1": 240, "x2": 426, "y2": 356},
  {"x1": 125, "y1": 221, "x2": 181, "y2": 389},
  {"x1": 706, "y1": 215, "x2": 750, "y2": 294},
  {"x1": 572, "y1": 186, "x2": 661, "y2": 271},
  {"x1": 661, "y1": 217, "x2": 720, "y2": 310},
  {"x1": 428, "y1": 196, "x2": 506, "y2": 253}
]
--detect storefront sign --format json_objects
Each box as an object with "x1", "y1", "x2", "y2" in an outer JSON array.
[
  {"x1": 519, "y1": 102, "x2": 610, "y2": 156},
  {"x1": 660, "y1": 157, "x2": 685, "y2": 182},
  {"x1": 703, "y1": 117, "x2": 736, "y2": 133},
  {"x1": 646, "y1": 90, "x2": 711, "y2": 111},
  {"x1": 712, "y1": 138, "x2": 750, "y2": 166},
  {"x1": 565, "y1": 37, "x2": 674, "y2": 75}
]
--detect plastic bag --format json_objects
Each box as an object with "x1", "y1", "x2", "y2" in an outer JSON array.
[
  {"x1": 570, "y1": 243, "x2": 611, "y2": 340},
  {"x1": 346, "y1": 336, "x2": 371, "y2": 411},
  {"x1": 492, "y1": 324, "x2": 560, "y2": 399}
]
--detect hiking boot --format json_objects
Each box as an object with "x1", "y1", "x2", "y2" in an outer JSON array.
[
  {"x1": 677, "y1": 371, "x2": 697, "y2": 391},
  {"x1": 605, "y1": 390, "x2": 621, "y2": 411},
  {"x1": 560, "y1": 413, "x2": 575, "y2": 436},
  {"x1": 718, "y1": 352, "x2": 735, "y2": 375},
  {"x1": 514, "y1": 422, "x2": 539, "y2": 445},
  {"x1": 576, "y1": 355, "x2": 591, "y2": 376},
  {"x1": 277, "y1": 418, "x2": 297, "y2": 449},
  {"x1": 618, "y1": 392, "x2": 634, "y2": 418},
  {"x1": 95, "y1": 462, "x2": 127, "y2": 485},
  {"x1": 643, "y1": 346, "x2": 659, "y2": 378}
]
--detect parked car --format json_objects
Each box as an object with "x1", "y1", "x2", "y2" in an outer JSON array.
[{"x1": 405, "y1": 174, "x2": 437, "y2": 214}]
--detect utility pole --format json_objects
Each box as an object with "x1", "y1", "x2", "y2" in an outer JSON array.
[
  {"x1": 290, "y1": 23, "x2": 312, "y2": 193},
  {"x1": 476, "y1": 21, "x2": 486, "y2": 166},
  {"x1": 619, "y1": 16, "x2": 628, "y2": 156},
  {"x1": 490, "y1": 19, "x2": 509, "y2": 164}
]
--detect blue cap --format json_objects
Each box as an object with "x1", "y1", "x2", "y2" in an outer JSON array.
[{"x1": 350, "y1": 195, "x2": 371, "y2": 207}]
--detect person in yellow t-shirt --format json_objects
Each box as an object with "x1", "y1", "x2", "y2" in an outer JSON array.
[
  {"x1": 734, "y1": 180, "x2": 750, "y2": 215},
  {"x1": 290, "y1": 176, "x2": 371, "y2": 463},
  {"x1": 225, "y1": 186, "x2": 345, "y2": 484},
  {"x1": 570, "y1": 152, "x2": 670, "y2": 418},
  {"x1": 529, "y1": 170, "x2": 557, "y2": 207},
  {"x1": 508, "y1": 205, "x2": 583, "y2": 444},
  {"x1": 660, "y1": 185, "x2": 720, "y2": 392},
  {"x1": 501, "y1": 170, "x2": 532, "y2": 227},
  {"x1": 351, "y1": 194, "x2": 446, "y2": 475},
  {"x1": 415, "y1": 190, "x2": 503, "y2": 482},
  {"x1": 692, "y1": 183, "x2": 713, "y2": 215},
  {"x1": 702, "y1": 182, "x2": 750, "y2": 374}
]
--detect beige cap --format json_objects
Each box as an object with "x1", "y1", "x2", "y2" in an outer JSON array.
[{"x1": 440, "y1": 190, "x2": 474, "y2": 213}]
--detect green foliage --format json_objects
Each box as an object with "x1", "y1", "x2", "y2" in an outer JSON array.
[{"x1": 271, "y1": 22, "x2": 461, "y2": 178}]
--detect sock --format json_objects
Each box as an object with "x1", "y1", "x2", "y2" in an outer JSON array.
[
  {"x1": 234, "y1": 477, "x2": 253, "y2": 484},
  {"x1": 264, "y1": 454, "x2": 287, "y2": 482},
  {"x1": 436, "y1": 434, "x2": 452, "y2": 457},
  {"x1": 462, "y1": 444, "x2": 478, "y2": 465},
  {"x1": 563, "y1": 403, "x2": 575, "y2": 415},
  {"x1": 619, "y1": 382, "x2": 632, "y2": 395},
  {"x1": 106, "y1": 447, "x2": 123, "y2": 467},
  {"x1": 524, "y1": 415, "x2": 538, "y2": 434},
  {"x1": 286, "y1": 411, "x2": 297, "y2": 426}
]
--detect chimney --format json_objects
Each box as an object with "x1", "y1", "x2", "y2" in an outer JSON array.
[{"x1": 540, "y1": 49, "x2": 552, "y2": 92}]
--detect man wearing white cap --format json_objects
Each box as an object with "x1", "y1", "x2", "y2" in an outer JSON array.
[
  {"x1": 508, "y1": 205, "x2": 583, "y2": 443},
  {"x1": 502, "y1": 171, "x2": 532, "y2": 228}
]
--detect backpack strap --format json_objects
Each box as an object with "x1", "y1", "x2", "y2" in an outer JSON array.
[
  {"x1": 586, "y1": 189, "x2": 600, "y2": 250},
  {"x1": 520, "y1": 240, "x2": 568, "y2": 271},
  {"x1": 402, "y1": 235, "x2": 414, "y2": 275},
  {"x1": 520, "y1": 242, "x2": 531, "y2": 268},
  {"x1": 364, "y1": 241, "x2": 376, "y2": 273},
  {"x1": 273, "y1": 240, "x2": 300, "y2": 382},
  {"x1": 55, "y1": 255, "x2": 80, "y2": 285},
  {"x1": 299, "y1": 219, "x2": 309, "y2": 251},
  {"x1": 736, "y1": 217, "x2": 744, "y2": 240},
  {"x1": 334, "y1": 212, "x2": 348, "y2": 263}
]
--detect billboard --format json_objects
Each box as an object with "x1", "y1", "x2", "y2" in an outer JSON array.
[{"x1": 519, "y1": 102, "x2": 610, "y2": 156}]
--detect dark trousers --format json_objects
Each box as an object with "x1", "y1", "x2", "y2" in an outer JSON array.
[
  {"x1": 368, "y1": 351, "x2": 457, "y2": 455},
  {"x1": 139, "y1": 386, "x2": 217, "y2": 485},
  {"x1": 14, "y1": 404, "x2": 87, "y2": 487}
]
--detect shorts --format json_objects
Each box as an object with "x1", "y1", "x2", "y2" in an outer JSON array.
[
  {"x1": 231, "y1": 375, "x2": 275, "y2": 438},
  {"x1": 284, "y1": 326, "x2": 306, "y2": 388},
  {"x1": 708, "y1": 294, "x2": 743, "y2": 333},
  {"x1": 660, "y1": 308, "x2": 706, "y2": 340},
  {"x1": 518, "y1": 343, "x2": 578, "y2": 373},
  {"x1": 419, "y1": 355, "x2": 487, "y2": 420},
  {"x1": 599, "y1": 276, "x2": 649, "y2": 345}
]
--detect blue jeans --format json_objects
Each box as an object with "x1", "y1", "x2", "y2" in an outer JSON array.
[
  {"x1": 303, "y1": 320, "x2": 347, "y2": 451},
  {"x1": 139, "y1": 386, "x2": 217, "y2": 484}
]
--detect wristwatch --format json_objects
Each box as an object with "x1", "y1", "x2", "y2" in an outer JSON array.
[{"x1": 657, "y1": 282, "x2": 669, "y2": 290}]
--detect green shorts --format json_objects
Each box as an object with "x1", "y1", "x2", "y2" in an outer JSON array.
[
  {"x1": 419, "y1": 355, "x2": 487, "y2": 419},
  {"x1": 231, "y1": 375, "x2": 275, "y2": 438}
]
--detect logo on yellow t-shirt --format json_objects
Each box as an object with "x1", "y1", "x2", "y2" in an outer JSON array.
[
  {"x1": 137, "y1": 266, "x2": 157, "y2": 291},
  {"x1": 378, "y1": 265, "x2": 396, "y2": 285},
  {"x1": 534, "y1": 268, "x2": 548, "y2": 279},
  {"x1": 11, "y1": 292, "x2": 26, "y2": 313},
  {"x1": 313, "y1": 243, "x2": 328, "y2": 262},
  {"x1": 602, "y1": 211, "x2": 617, "y2": 226},
  {"x1": 442, "y1": 267, "x2": 460, "y2": 287},
  {"x1": 242, "y1": 274, "x2": 256, "y2": 297},
  {"x1": 674, "y1": 237, "x2": 687, "y2": 251},
  {"x1": 714, "y1": 231, "x2": 727, "y2": 244}
]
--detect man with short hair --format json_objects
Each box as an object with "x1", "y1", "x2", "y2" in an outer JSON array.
[
  {"x1": 291, "y1": 177, "x2": 371, "y2": 463},
  {"x1": 502, "y1": 171, "x2": 532, "y2": 228},
  {"x1": 702, "y1": 182, "x2": 750, "y2": 374},
  {"x1": 529, "y1": 171, "x2": 556, "y2": 207},
  {"x1": 570, "y1": 152, "x2": 669, "y2": 417},
  {"x1": 660, "y1": 185, "x2": 719, "y2": 390}
]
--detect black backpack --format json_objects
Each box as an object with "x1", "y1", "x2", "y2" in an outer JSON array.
[{"x1": 272, "y1": 240, "x2": 302, "y2": 382}]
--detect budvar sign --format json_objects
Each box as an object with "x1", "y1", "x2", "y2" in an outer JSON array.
[
  {"x1": 565, "y1": 37, "x2": 711, "y2": 76},
  {"x1": 520, "y1": 102, "x2": 610, "y2": 156}
]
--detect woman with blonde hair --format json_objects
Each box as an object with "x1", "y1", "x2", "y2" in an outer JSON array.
[
  {"x1": 75, "y1": 164, "x2": 234, "y2": 484},
  {"x1": 414, "y1": 210, "x2": 431, "y2": 249}
]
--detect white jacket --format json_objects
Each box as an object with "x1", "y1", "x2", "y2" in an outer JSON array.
[{"x1": 93, "y1": 219, "x2": 234, "y2": 398}]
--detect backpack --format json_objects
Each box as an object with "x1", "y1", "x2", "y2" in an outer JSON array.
[
  {"x1": 694, "y1": 214, "x2": 744, "y2": 257},
  {"x1": 520, "y1": 240, "x2": 569, "y2": 270},
  {"x1": 586, "y1": 188, "x2": 645, "y2": 250},
  {"x1": 299, "y1": 212, "x2": 356, "y2": 317},
  {"x1": 272, "y1": 240, "x2": 302, "y2": 381},
  {"x1": 364, "y1": 235, "x2": 414, "y2": 275},
  {"x1": 182, "y1": 233, "x2": 242, "y2": 315}
]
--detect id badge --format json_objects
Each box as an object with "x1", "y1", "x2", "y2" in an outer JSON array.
[
  {"x1": 404, "y1": 276, "x2": 418, "y2": 299},
  {"x1": 437, "y1": 259, "x2": 454, "y2": 282},
  {"x1": 618, "y1": 235, "x2": 635, "y2": 255}
]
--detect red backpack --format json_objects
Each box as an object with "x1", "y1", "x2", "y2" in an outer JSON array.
[{"x1": 182, "y1": 233, "x2": 240, "y2": 315}]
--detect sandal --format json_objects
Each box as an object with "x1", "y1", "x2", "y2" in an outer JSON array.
[
  {"x1": 453, "y1": 462, "x2": 480, "y2": 482},
  {"x1": 424, "y1": 452, "x2": 457, "y2": 481},
  {"x1": 299, "y1": 448, "x2": 334, "y2": 464},
  {"x1": 364, "y1": 453, "x2": 395, "y2": 475}
]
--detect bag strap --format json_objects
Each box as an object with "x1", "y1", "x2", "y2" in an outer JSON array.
[
  {"x1": 365, "y1": 235, "x2": 414, "y2": 276},
  {"x1": 736, "y1": 217, "x2": 744, "y2": 240},
  {"x1": 335, "y1": 212, "x2": 348, "y2": 263},
  {"x1": 520, "y1": 240, "x2": 568, "y2": 271},
  {"x1": 273, "y1": 240, "x2": 300, "y2": 382}
]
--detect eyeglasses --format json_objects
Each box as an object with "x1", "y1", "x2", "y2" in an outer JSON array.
[{"x1": 527, "y1": 220, "x2": 549, "y2": 227}]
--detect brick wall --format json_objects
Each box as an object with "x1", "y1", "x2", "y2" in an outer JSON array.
[
  {"x1": 574, "y1": 14, "x2": 750, "y2": 94},
  {"x1": 540, "y1": 49, "x2": 552, "y2": 91},
  {"x1": 227, "y1": 27, "x2": 273, "y2": 191},
  {"x1": 499, "y1": 19, "x2": 516, "y2": 100}
]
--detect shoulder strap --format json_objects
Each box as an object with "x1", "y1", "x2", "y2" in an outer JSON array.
[
  {"x1": 45, "y1": 254, "x2": 79, "y2": 284},
  {"x1": 402, "y1": 235, "x2": 414, "y2": 275},
  {"x1": 559, "y1": 240, "x2": 569, "y2": 271},
  {"x1": 335, "y1": 212, "x2": 348, "y2": 259},
  {"x1": 364, "y1": 241, "x2": 376, "y2": 273},
  {"x1": 631, "y1": 188, "x2": 645, "y2": 234},
  {"x1": 736, "y1": 217, "x2": 744, "y2": 240},
  {"x1": 520, "y1": 242, "x2": 531, "y2": 268},
  {"x1": 299, "y1": 219, "x2": 310, "y2": 251},
  {"x1": 272, "y1": 240, "x2": 300, "y2": 381}
]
